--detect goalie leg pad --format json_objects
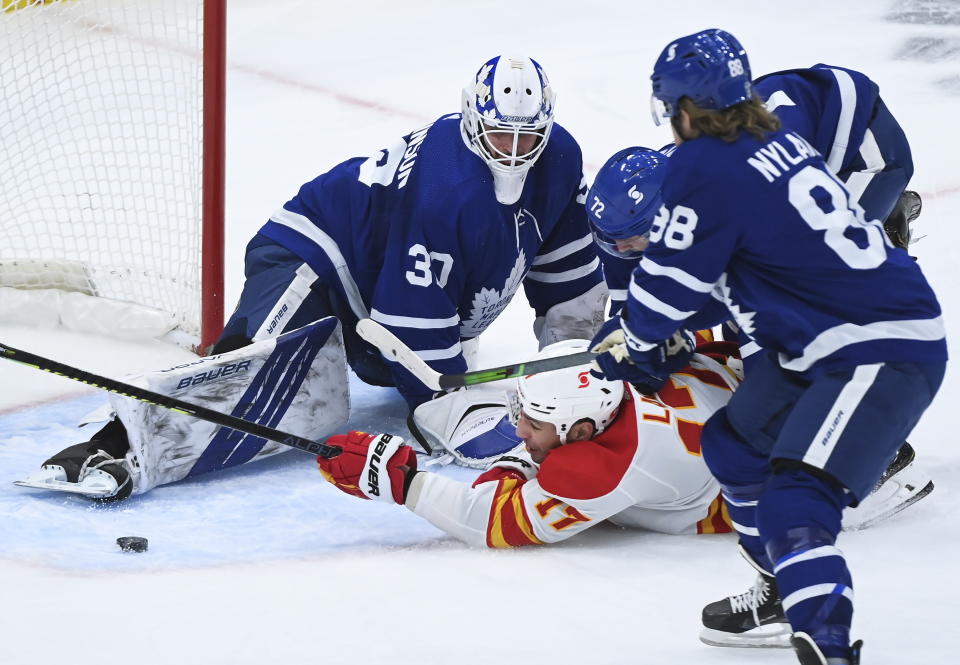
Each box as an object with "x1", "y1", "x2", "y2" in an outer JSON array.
[
  {"x1": 111, "y1": 316, "x2": 350, "y2": 494},
  {"x1": 533, "y1": 282, "x2": 608, "y2": 350},
  {"x1": 408, "y1": 389, "x2": 522, "y2": 469}
]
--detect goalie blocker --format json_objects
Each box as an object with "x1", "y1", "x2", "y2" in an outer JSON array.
[{"x1": 17, "y1": 317, "x2": 350, "y2": 500}]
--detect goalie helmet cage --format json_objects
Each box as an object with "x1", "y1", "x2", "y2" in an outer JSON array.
[{"x1": 0, "y1": 0, "x2": 225, "y2": 353}]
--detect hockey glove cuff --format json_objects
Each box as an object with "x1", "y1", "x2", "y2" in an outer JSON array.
[{"x1": 472, "y1": 449, "x2": 539, "y2": 487}]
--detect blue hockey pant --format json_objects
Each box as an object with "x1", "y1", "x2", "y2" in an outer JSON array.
[
  {"x1": 218, "y1": 234, "x2": 394, "y2": 387},
  {"x1": 701, "y1": 351, "x2": 943, "y2": 656}
]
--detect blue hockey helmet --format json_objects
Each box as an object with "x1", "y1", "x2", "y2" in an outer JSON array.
[
  {"x1": 586, "y1": 147, "x2": 668, "y2": 259},
  {"x1": 650, "y1": 29, "x2": 753, "y2": 126}
]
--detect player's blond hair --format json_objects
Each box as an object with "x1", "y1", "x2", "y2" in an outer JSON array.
[{"x1": 679, "y1": 96, "x2": 780, "y2": 142}]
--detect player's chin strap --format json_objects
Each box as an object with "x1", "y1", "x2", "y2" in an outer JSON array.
[{"x1": 407, "y1": 389, "x2": 524, "y2": 469}]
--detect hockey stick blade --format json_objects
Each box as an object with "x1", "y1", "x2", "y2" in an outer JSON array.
[
  {"x1": 0, "y1": 342, "x2": 342, "y2": 458},
  {"x1": 356, "y1": 318, "x2": 443, "y2": 391},
  {"x1": 356, "y1": 318, "x2": 597, "y2": 390}
]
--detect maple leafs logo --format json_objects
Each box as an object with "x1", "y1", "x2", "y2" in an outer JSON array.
[
  {"x1": 461, "y1": 251, "x2": 528, "y2": 337},
  {"x1": 715, "y1": 273, "x2": 756, "y2": 336}
]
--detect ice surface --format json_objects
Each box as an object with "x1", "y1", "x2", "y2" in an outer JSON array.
[{"x1": 2, "y1": 1, "x2": 959, "y2": 663}]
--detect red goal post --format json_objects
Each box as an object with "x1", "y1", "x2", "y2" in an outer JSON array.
[{"x1": 0, "y1": 0, "x2": 225, "y2": 353}]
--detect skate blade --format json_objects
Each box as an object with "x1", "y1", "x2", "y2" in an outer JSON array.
[
  {"x1": 844, "y1": 479, "x2": 934, "y2": 531},
  {"x1": 14, "y1": 471, "x2": 115, "y2": 498},
  {"x1": 699, "y1": 625, "x2": 792, "y2": 649}
]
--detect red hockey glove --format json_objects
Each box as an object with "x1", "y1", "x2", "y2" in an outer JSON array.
[{"x1": 317, "y1": 431, "x2": 417, "y2": 504}]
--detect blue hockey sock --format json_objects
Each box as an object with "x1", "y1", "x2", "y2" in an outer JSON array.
[
  {"x1": 701, "y1": 409, "x2": 774, "y2": 571},
  {"x1": 758, "y1": 468, "x2": 853, "y2": 659}
]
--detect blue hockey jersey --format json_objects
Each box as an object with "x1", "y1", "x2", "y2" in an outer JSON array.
[
  {"x1": 754, "y1": 63, "x2": 912, "y2": 223},
  {"x1": 602, "y1": 64, "x2": 913, "y2": 319},
  {"x1": 622, "y1": 129, "x2": 946, "y2": 374},
  {"x1": 258, "y1": 115, "x2": 603, "y2": 406}
]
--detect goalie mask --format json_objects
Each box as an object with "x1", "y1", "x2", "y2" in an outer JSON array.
[
  {"x1": 510, "y1": 340, "x2": 624, "y2": 444},
  {"x1": 461, "y1": 55, "x2": 556, "y2": 204},
  {"x1": 587, "y1": 147, "x2": 669, "y2": 259}
]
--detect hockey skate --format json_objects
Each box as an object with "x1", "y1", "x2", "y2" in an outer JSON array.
[
  {"x1": 790, "y1": 631, "x2": 863, "y2": 665},
  {"x1": 842, "y1": 442, "x2": 934, "y2": 531},
  {"x1": 700, "y1": 570, "x2": 792, "y2": 648},
  {"x1": 15, "y1": 419, "x2": 133, "y2": 502}
]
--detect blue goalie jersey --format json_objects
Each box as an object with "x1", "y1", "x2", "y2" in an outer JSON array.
[
  {"x1": 623, "y1": 129, "x2": 946, "y2": 374},
  {"x1": 258, "y1": 115, "x2": 603, "y2": 406}
]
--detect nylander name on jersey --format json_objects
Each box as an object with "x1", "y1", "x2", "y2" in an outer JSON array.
[
  {"x1": 624, "y1": 129, "x2": 946, "y2": 374},
  {"x1": 258, "y1": 115, "x2": 602, "y2": 405}
]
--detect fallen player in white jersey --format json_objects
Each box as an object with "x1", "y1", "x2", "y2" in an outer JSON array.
[{"x1": 316, "y1": 340, "x2": 925, "y2": 547}]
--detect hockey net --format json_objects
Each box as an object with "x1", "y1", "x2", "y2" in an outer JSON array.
[{"x1": 0, "y1": 0, "x2": 224, "y2": 352}]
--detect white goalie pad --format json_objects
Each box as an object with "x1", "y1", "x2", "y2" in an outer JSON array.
[
  {"x1": 110, "y1": 317, "x2": 350, "y2": 494},
  {"x1": 533, "y1": 281, "x2": 608, "y2": 350},
  {"x1": 408, "y1": 388, "x2": 523, "y2": 469}
]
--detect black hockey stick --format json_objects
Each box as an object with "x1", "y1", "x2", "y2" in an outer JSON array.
[
  {"x1": 355, "y1": 318, "x2": 596, "y2": 391},
  {"x1": 0, "y1": 342, "x2": 342, "y2": 458}
]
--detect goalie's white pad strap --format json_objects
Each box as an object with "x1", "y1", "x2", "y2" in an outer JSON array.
[
  {"x1": 252, "y1": 262, "x2": 318, "y2": 342},
  {"x1": 77, "y1": 402, "x2": 116, "y2": 428},
  {"x1": 534, "y1": 281, "x2": 607, "y2": 350},
  {"x1": 111, "y1": 317, "x2": 350, "y2": 494}
]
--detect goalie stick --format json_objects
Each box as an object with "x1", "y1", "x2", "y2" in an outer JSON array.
[
  {"x1": 356, "y1": 318, "x2": 597, "y2": 391},
  {"x1": 0, "y1": 342, "x2": 342, "y2": 459}
]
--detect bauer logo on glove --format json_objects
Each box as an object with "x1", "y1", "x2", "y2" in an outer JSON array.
[{"x1": 317, "y1": 430, "x2": 417, "y2": 504}]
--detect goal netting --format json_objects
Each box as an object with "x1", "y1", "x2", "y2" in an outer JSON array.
[{"x1": 0, "y1": 0, "x2": 224, "y2": 351}]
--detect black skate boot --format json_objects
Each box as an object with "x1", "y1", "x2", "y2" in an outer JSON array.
[
  {"x1": 843, "y1": 440, "x2": 934, "y2": 530},
  {"x1": 791, "y1": 631, "x2": 863, "y2": 665},
  {"x1": 873, "y1": 441, "x2": 914, "y2": 491},
  {"x1": 17, "y1": 418, "x2": 133, "y2": 502},
  {"x1": 700, "y1": 571, "x2": 791, "y2": 648},
  {"x1": 883, "y1": 189, "x2": 921, "y2": 250}
]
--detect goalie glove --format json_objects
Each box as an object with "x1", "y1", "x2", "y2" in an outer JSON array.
[
  {"x1": 317, "y1": 431, "x2": 417, "y2": 504},
  {"x1": 589, "y1": 316, "x2": 695, "y2": 392}
]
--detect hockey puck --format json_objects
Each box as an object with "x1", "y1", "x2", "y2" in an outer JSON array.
[{"x1": 116, "y1": 536, "x2": 148, "y2": 553}]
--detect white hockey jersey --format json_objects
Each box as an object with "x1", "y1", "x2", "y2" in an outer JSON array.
[{"x1": 404, "y1": 353, "x2": 739, "y2": 547}]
